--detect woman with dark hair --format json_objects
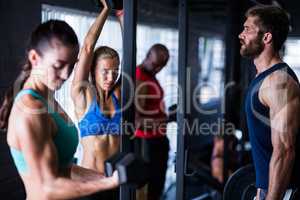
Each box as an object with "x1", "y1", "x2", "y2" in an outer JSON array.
[{"x1": 0, "y1": 1, "x2": 119, "y2": 199}]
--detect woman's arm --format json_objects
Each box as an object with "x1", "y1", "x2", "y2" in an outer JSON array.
[
  {"x1": 14, "y1": 102, "x2": 118, "y2": 199},
  {"x1": 71, "y1": 0, "x2": 110, "y2": 106},
  {"x1": 70, "y1": 164, "x2": 119, "y2": 183},
  {"x1": 211, "y1": 137, "x2": 224, "y2": 183},
  {"x1": 116, "y1": 10, "x2": 124, "y2": 32},
  {"x1": 44, "y1": 169, "x2": 118, "y2": 199}
]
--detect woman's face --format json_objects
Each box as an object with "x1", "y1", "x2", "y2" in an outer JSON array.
[
  {"x1": 30, "y1": 39, "x2": 78, "y2": 90},
  {"x1": 94, "y1": 58, "x2": 119, "y2": 91}
]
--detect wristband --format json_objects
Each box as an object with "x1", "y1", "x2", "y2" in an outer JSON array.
[{"x1": 116, "y1": 10, "x2": 124, "y2": 17}]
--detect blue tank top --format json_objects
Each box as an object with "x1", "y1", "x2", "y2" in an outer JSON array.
[
  {"x1": 245, "y1": 62, "x2": 300, "y2": 189},
  {"x1": 10, "y1": 89, "x2": 79, "y2": 173},
  {"x1": 78, "y1": 93, "x2": 121, "y2": 137}
]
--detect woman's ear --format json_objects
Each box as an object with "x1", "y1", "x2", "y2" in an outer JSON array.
[{"x1": 28, "y1": 49, "x2": 41, "y2": 67}]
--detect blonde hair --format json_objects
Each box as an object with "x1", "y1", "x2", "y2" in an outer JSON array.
[
  {"x1": 91, "y1": 46, "x2": 120, "y2": 86},
  {"x1": 93, "y1": 46, "x2": 120, "y2": 66}
]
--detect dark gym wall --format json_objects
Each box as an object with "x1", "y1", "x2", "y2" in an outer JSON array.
[
  {"x1": 0, "y1": 1, "x2": 41, "y2": 197},
  {"x1": 285, "y1": 0, "x2": 300, "y2": 37},
  {"x1": 0, "y1": 0, "x2": 41, "y2": 99},
  {"x1": 41, "y1": 0, "x2": 100, "y2": 13}
]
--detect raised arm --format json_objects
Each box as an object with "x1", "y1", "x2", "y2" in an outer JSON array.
[
  {"x1": 116, "y1": 10, "x2": 124, "y2": 33},
  {"x1": 13, "y1": 102, "x2": 118, "y2": 199},
  {"x1": 260, "y1": 71, "x2": 300, "y2": 200},
  {"x1": 71, "y1": 0, "x2": 110, "y2": 104}
]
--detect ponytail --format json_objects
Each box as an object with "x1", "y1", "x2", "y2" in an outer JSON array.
[{"x1": 0, "y1": 61, "x2": 31, "y2": 130}]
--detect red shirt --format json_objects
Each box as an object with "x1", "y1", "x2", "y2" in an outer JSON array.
[{"x1": 135, "y1": 67, "x2": 166, "y2": 138}]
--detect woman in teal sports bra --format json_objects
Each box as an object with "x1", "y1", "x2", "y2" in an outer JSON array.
[{"x1": 0, "y1": 1, "x2": 119, "y2": 199}]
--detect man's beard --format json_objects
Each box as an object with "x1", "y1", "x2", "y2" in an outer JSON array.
[{"x1": 240, "y1": 35, "x2": 264, "y2": 59}]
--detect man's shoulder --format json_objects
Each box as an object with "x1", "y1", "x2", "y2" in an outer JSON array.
[
  {"x1": 266, "y1": 68, "x2": 297, "y2": 86},
  {"x1": 260, "y1": 66, "x2": 300, "y2": 106}
]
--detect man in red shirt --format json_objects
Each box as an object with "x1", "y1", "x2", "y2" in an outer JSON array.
[{"x1": 135, "y1": 44, "x2": 170, "y2": 200}]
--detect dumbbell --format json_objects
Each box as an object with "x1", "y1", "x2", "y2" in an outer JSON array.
[
  {"x1": 116, "y1": 153, "x2": 149, "y2": 188},
  {"x1": 104, "y1": 152, "x2": 127, "y2": 177},
  {"x1": 92, "y1": 0, "x2": 123, "y2": 10},
  {"x1": 104, "y1": 153, "x2": 149, "y2": 188}
]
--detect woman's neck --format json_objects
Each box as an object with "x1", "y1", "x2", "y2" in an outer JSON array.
[
  {"x1": 23, "y1": 76, "x2": 53, "y2": 98},
  {"x1": 96, "y1": 85, "x2": 110, "y2": 102}
]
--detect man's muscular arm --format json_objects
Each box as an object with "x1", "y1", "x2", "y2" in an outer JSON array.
[{"x1": 259, "y1": 70, "x2": 300, "y2": 200}]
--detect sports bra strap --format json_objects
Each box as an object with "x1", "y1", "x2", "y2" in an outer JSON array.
[
  {"x1": 14, "y1": 89, "x2": 54, "y2": 113},
  {"x1": 111, "y1": 92, "x2": 120, "y2": 110}
]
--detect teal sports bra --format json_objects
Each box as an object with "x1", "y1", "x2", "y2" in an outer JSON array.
[{"x1": 9, "y1": 89, "x2": 79, "y2": 174}]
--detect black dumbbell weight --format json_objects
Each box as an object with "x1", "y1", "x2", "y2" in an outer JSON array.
[
  {"x1": 104, "y1": 152, "x2": 127, "y2": 177},
  {"x1": 116, "y1": 153, "x2": 149, "y2": 188}
]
